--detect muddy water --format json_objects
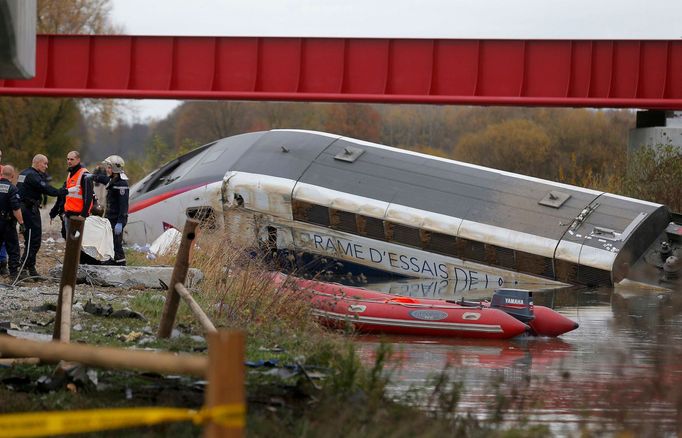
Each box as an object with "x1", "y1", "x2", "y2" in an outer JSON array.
[{"x1": 353, "y1": 283, "x2": 682, "y2": 436}]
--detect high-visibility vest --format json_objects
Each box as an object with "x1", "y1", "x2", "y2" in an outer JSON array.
[{"x1": 64, "y1": 167, "x2": 88, "y2": 213}]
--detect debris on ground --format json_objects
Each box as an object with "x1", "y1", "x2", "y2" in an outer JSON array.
[
  {"x1": 49, "y1": 264, "x2": 204, "y2": 289},
  {"x1": 110, "y1": 309, "x2": 147, "y2": 320},
  {"x1": 118, "y1": 331, "x2": 143, "y2": 342}
]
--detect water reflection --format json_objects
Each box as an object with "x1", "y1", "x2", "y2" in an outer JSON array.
[
  {"x1": 353, "y1": 281, "x2": 682, "y2": 435},
  {"x1": 368, "y1": 277, "x2": 564, "y2": 300}
]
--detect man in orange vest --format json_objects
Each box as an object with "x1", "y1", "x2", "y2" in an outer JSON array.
[{"x1": 61, "y1": 151, "x2": 93, "y2": 234}]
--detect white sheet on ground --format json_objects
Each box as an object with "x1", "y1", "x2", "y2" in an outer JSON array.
[
  {"x1": 149, "y1": 227, "x2": 181, "y2": 256},
  {"x1": 82, "y1": 216, "x2": 115, "y2": 261}
]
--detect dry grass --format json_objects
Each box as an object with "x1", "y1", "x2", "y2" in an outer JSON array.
[
  {"x1": 125, "y1": 224, "x2": 345, "y2": 362},
  {"x1": 189, "y1": 230, "x2": 325, "y2": 340}
]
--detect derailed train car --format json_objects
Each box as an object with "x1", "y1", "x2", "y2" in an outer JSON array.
[{"x1": 128, "y1": 129, "x2": 682, "y2": 288}]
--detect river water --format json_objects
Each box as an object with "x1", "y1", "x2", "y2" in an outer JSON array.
[{"x1": 351, "y1": 281, "x2": 682, "y2": 436}]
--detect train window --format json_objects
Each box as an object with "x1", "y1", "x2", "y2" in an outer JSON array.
[
  {"x1": 357, "y1": 215, "x2": 386, "y2": 241},
  {"x1": 143, "y1": 146, "x2": 211, "y2": 193},
  {"x1": 427, "y1": 232, "x2": 458, "y2": 257},
  {"x1": 330, "y1": 209, "x2": 357, "y2": 233},
  {"x1": 292, "y1": 199, "x2": 330, "y2": 227},
  {"x1": 554, "y1": 259, "x2": 579, "y2": 284},
  {"x1": 144, "y1": 162, "x2": 180, "y2": 192},
  {"x1": 459, "y1": 238, "x2": 486, "y2": 263},
  {"x1": 516, "y1": 251, "x2": 554, "y2": 278},
  {"x1": 387, "y1": 223, "x2": 421, "y2": 248},
  {"x1": 157, "y1": 154, "x2": 204, "y2": 186},
  {"x1": 489, "y1": 245, "x2": 516, "y2": 269}
]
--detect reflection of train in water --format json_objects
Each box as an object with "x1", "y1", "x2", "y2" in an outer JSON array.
[{"x1": 127, "y1": 129, "x2": 682, "y2": 289}]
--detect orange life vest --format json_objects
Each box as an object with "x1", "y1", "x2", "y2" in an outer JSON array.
[{"x1": 64, "y1": 167, "x2": 88, "y2": 213}]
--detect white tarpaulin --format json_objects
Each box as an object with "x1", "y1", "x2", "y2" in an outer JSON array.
[
  {"x1": 82, "y1": 216, "x2": 115, "y2": 262},
  {"x1": 149, "y1": 227, "x2": 181, "y2": 256}
]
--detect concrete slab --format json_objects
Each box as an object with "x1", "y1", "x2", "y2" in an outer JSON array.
[{"x1": 50, "y1": 264, "x2": 204, "y2": 289}]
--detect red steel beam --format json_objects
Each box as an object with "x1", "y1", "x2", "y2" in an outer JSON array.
[{"x1": 0, "y1": 34, "x2": 681, "y2": 109}]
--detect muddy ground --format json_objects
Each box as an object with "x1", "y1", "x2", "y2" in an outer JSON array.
[
  {"x1": 0, "y1": 204, "x2": 214, "y2": 436},
  {"x1": 1, "y1": 203, "x2": 150, "y2": 334}
]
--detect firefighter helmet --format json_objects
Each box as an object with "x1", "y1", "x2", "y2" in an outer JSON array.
[{"x1": 103, "y1": 155, "x2": 125, "y2": 173}]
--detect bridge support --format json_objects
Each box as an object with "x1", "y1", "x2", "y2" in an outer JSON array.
[{"x1": 628, "y1": 110, "x2": 682, "y2": 153}]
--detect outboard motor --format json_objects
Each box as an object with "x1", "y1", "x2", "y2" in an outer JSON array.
[{"x1": 491, "y1": 289, "x2": 535, "y2": 323}]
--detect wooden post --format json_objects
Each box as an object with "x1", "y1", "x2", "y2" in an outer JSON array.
[
  {"x1": 0, "y1": 335, "x2": 207, "y2": 377},
  {"x1": 0, "y1": 357, "x2": 40, "y2": 366},
  {"x1": 175, "y1": 283, "x2": 217, "y2": 334},
  {"x1": 158, "y1": 219, "x2": 199, "y2": 338},
  {"x1": 205, "y1": 330, "x2": 245, "y2": 438},
  {"x1": 53, "y1": 216, "x2": 85, "y2": 340},
  {"x1": 59, "y1": 285, "x2": 73, "y2": 343}
]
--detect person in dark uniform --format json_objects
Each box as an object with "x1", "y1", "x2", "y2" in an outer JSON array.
[
  {"x1": 0, "y1": 165, "x2": 25, "y2": 278},
  {"x1": 41, "y1": 172, "x2": 52, "y2": 208},
  {"x1": 17, "y1": 154, "x2": 67, "y2": 278},
  {"x1": 92, "y1": 155, "x2": 129, "y2": 266}
]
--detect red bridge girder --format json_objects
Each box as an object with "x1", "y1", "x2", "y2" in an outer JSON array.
[{"x1": 0, "y1": 34, "x2": 681, "y2": 109}]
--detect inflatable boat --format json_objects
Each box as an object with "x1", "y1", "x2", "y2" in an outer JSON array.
[{"x1": 273, "y1": 274, "x2": 578, "y2": 339}]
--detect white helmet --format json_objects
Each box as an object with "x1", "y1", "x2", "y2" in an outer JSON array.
[{"x1": 104, "y1": 155, "x2": 125, "y2": 173}]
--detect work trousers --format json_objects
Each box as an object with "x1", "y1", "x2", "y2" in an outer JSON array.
[
  {"x1": 107, "y1": 216, "x2": 126, "y2": 265},
  {"x1": 64, "y1": 212, "x2": 80, "y2": 237},
  {"x1": 20, "y1": 204, "x2": 42, "y2": 270},
  {"x1": 0, "y1": 219, "x2": 20, "y2": 274}
]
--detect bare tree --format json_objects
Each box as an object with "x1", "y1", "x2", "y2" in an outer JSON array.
[{"x1": 38, "y1": 0, "x2": 121, "y2": 34}]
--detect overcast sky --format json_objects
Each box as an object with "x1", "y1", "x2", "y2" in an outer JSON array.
[
  {"x1": 110, "y1": 0, "x2": 682, "y2": 120},
  {"x1": 111, "y1": 0, "x2": 682, "y2": 40}
]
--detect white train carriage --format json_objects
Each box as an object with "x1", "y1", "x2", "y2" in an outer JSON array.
[{"x1": 128, "y1": 129, "x2": 682, "y2": 288}]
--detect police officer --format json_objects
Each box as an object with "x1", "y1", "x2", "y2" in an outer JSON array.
[
  {"x1": 0, "y1": 165, "x2": 24, "y2": 278},
  {"x1": 17, "y1": 154, "x2": 67, "y2": 278},
  {"x1": 93, "y1": 155, "x2": 129, "y2": 266}
]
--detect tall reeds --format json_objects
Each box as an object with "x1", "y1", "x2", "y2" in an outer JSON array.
[{"x1": 189, "y1": 230, "x2": 320, "y2": 340}]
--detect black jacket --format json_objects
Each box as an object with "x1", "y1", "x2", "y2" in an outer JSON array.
[
  {"x1": 0, "y1": 177, "x2": 21, "y2": 219},
  {"x1": 17, "y1": 167, "x2": 65, "y2": 207},
  {"x1": 93, "y1": 173, "x2": 129, "y2": 223}
]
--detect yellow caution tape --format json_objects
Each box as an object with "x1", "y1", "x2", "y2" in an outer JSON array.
[{"x1": 0, "y1": 403, "x2": 245, "y2": 437}]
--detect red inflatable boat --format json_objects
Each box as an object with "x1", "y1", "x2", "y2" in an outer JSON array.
[{"x1": 273, "y1": 274, "x2": 578, "y2": 339}]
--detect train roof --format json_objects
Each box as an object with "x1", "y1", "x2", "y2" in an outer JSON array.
[{"x1": 237, "y1": 129, "x2": 665, "y2": 237}]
